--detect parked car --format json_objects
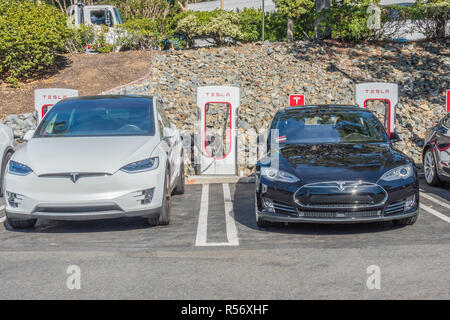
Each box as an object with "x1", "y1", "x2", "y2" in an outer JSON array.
[
  {"x1": 3, "y1": 96, "x2": 185, "y2": 229},
  {"x1": 423, "y1": 112, "x2": 450, "y2": 185},
  {"x1": 0, "y1": 123, "x2": 15, "y2": 192},
  {"x1": 255, "y1": 105, "x2": 419, "y2": 227}
]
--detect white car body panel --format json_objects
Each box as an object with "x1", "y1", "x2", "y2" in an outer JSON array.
[
  {"x1": 0, "y1": 123, "x2": 15, "y2": 190},
  {"x1": 4, "y1": 96, "x2": 183, "y2": 222}
]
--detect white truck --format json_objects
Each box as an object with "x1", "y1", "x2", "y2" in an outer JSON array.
[
  {"x1": 67, "y1": 3, "x2": 124, "y2": 50},
  {"x1": 67, "y1": 3, "x2": 122, "y2": 28}
]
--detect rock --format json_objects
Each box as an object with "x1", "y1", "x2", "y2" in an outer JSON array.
[{"x1": 5, "y1": 40, "x2": 442, "y2": 175}]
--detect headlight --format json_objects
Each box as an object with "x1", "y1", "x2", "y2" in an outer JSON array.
[
  {"x1": 8, "y1": 161, "x2": 33, "y2": 176},
  {"x1": 261, "y1": 167, "x2": 299, "y2": 183},
  {"x1": 379, "y1": 164, "x2": 413, "y2": 181},
  {"x1": 121, "y1": 157, "x2": 159, "y2": 173}
]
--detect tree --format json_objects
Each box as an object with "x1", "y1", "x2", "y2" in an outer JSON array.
[{"x1": 273, "y1": 0, "x2": 316, "y2": 39}]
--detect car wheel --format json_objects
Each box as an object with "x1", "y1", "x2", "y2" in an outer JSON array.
[
  {"x1": 173, "y1": 160, "x2": 185, "y2": 195},
  {"x1": 255, "y1": 194, "x2": 273, "y2": 228},
  {"x1": 6, "y1": 216, "x2": 37, "y2": 229},
  {"x1": 393, "y1": 213, "x2": 418, "y2": 226},
  {"x1": 1, "y1": 151, "x2": 13, "y2": 194},
  {"x1": 423, "y1": 149, "x2": 441, "y2": 186},
  {"x1": 148, "y1": 171, "x2": 171, "y2": 226}
]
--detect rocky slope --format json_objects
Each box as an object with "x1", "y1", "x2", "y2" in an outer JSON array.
[{"x1": 5, "y1": 40, "x2": 449, "y2": 176}]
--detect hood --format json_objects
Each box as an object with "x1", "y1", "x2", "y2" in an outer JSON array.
[
  {"x1": 275, "y1": 143, "x2": 409, "y2": 184},
  {"x1": 13, "y1": 136, "x2": 160, "y2": 176}
]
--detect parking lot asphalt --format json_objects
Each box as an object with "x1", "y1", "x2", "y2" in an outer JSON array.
[{"x1": 0, "y1": 178, "x2": 449, "y2": 299}]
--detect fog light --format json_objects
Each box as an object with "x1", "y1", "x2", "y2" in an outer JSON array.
[
  {"x1": 140, "y1": 188, "x2": 154, "y2": 205},
  {"x1": 405, "y1": 194, "x2": 416, "y2": 211},
  {"x1": 261, "y1": 197, "x2": 275, "y2": 213},
  {"x1": 6, "y1": 191, "x2": 21, "y2": 208}
]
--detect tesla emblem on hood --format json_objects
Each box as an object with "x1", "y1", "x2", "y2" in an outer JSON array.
[{"x1": 70, "y1": 173, "x2": 80, "y2": 183}]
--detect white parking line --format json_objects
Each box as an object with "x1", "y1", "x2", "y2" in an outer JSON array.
[
  {"x1": 195, "y1": 184, "x2": 239, "y2": 247},
  {"x1": 420, "y1": 203, "x2": 450, "y2": 223},
  {"x1": 195, "y1": 184, "x2": 209, "y2": 246},
  {"x1": 222, "y1": 183, "x2": 239, "y2": 246},
  {"x1": 420, "y1": 192, "x2": 450, "y2": 210}
]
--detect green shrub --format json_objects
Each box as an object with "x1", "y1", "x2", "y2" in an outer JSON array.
[
  {"x1": 175, "y1": 10, "x2": 245, "y2": 47},
  {"x1": 102, "y1": 0, "x2": 174, "y2": 21},
  {"x1": 65, "y1": 25, "x2": 96, "y2": 53},
  {"x1": 92, "y1": 25, "x2": 115, "y2": 53},
  {"x1": 120, "y1": 17, "x2": 180, "y2": 50},
  {"x1": 0, "y1": 0, "x2": 69, "y2": 84},
  {"x1": 404, "y1": 2, "x2": 450, "y2": 39},
  {"x1": 319, "y1": 3, "x2": 372, "y2": 41}
]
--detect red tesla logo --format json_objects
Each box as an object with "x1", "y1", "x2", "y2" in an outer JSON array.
[{"x1": 289, "y1": 95, "x2": 305, "y2": 107}]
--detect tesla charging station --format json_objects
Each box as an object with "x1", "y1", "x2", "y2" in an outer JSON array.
[
  {"x1": 197, "y1": 86, "x2": 240, "y2": 175},
  {"x1": 355, "y1": 82, "x2": 398, "y2": 138},
  {"x1": 34, "y1": 88, "x2": 79, "y2": 123}
]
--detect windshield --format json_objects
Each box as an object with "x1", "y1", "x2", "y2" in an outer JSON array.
[
  {"x1": 271, "y1": 109, "x2": 388, "y2": 144},
  {"x1": 35, "y1": 98, "x2": 155, "y2": 137}
]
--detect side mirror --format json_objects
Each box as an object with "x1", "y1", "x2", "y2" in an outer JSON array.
[
  {"x1": 162, "y1": 127, "x2": 175, "y2": 139},
  {"x1": 23, "y1": 130, "x2": 34, "y2": 141},
  {"x1": 390, "y1": 132, "x2": 400, "y2": 143}
]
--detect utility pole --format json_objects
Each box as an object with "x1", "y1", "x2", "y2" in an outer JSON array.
[
  {"x1": 262, "y1": 0, "x2": 265, "y2": 41},
  {"x1": 220, "y1": 0, "x2": 224, "y2": 10}
]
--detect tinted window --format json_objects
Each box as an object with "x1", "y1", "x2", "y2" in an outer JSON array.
[
  {"x1": 35, "y1": 98, "x2": 155, "y2": 137},
  {"x1": 270, "y1": 109, "x2": 388, "y2": 144}
]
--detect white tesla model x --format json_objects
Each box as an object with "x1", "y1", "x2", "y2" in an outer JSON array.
[{"x1": 3, "y1": 96, "x2": 185, "y2": 228}]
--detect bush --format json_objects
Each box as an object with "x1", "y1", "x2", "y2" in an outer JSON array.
[
  {"x1": 65, "y1": 25, "x2": 96, "y2": 53},
  {"x1": 238, "y1": 8, "x2": 314, "y2": 42},
  {"x1": 104, "y1": 0, "x2": 174, "y2": 21},
  {"x1": 120, "y1": 17, "x2": 183, "y2": 50},
  {"x1": 407, "y1": 2, "x2": 450, "y2": 39},
  {"x1": 319, "y1": 3, "x2": 373, "y2": 41},
  {"x1": 175, "y1": 10, "x2": 245, "y2": 47},
  {"x1": 0, "y1": 0, "x2": 69, "y2": 85}
]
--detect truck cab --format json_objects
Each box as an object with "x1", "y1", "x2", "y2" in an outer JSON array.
[{"x1": 67, "y1": 3, "x2": 122, "y2": 28}]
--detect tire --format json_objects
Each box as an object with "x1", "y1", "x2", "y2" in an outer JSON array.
[
  {"x1": 256, "y1": 215, "x2": 273, "y2": 228},
  {"x1": 6, "y1": 216, "x2": 37, "y2": 229},
  {"x1": 147, "y1": 171, "x2": 171, "y2": 226},
  {"x1": 173, "y1": 160, "x2": 185, "y2": 195},
  {"x1": 393, "y1": 214, "x2": 418, "y2": 226},
  {"x1": 255, "y1": 194, "x2": 273, "y2": 228},
  {"x1": 1, "y1": 151, "x2": 13, "y2": 194},
  {"x1": 423, "y1": 149, "x2": 441, "y2": 186}
]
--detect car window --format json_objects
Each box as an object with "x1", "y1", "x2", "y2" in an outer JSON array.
[
  {"x1": 270, "y1": 109, "x2": 388, "y2": 144},
  {"x1": 35, "y1": 98, "x2": 155, "y2": 137},
  {"x1": 89, "y1": 9, "x2": 114, "y2": 26}
]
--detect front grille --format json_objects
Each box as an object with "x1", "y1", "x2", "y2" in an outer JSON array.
[
  {"x1": 34, "y1": 204, "x2": 122, "y2": 214},
  {"x1": 384, "y1": 201, "x2": 406, "y2": 215},
  {"x1": 298, "y1": 210, "x2": 381, "y2": 219},
  {"x1": 295, "y1": 181, "x2": 387, "y2": 209},
  {"x1": 273, "y1": 201, "x2": 296, "y2": 214}
]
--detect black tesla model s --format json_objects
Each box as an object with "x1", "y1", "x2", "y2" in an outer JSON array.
[
  {"x1": 423, "y1": 112, "x2": 450, "y2": 185},
  {"x1": 255, "y1": 105, "x2": 419, "y2": 227}
]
